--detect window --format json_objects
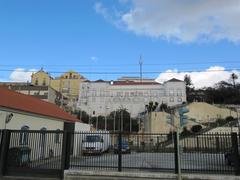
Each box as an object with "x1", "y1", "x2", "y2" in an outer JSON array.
[
  {"x1": 19, "y1": 126, "x2": 29, "y2": 145},
  {"x1": 178, "y1": 98, "x2": 182, "y2": 102},
  {"x1": 35, "y1": 78, "x2": 38, "y2": 85},
  {"x1": 169, "y1": 89, "x2": 174, "y2": 96},
  {"x1": 43, "y1": 78, "x2": 46, "y2": 86},
  {"x1": 55, "y1": 129, "x2": 61, "y2": 144},
  {"x1": 170, "y1": 97, "x2": 174, "y2": 102},
  {"x1": 177, "y1": 89, "x2": 182, "y2": 96}
]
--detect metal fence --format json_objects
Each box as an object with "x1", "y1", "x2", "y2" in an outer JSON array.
[
  {"x1": 0, "y1": 129, "x2": 3, "y2": 156},
  {"x1": 180, "y1": 133, "x2": 234, "y2": 174},
  {"x1": 0, "y1": 129, "x2": 240, "y2": 179},
  {"x1": 70, "y1": 132, "x2": 174, "y2": 172},
  {"x1": 0, "y1": 130, "x2": 65, "y2": 178},
  {"x1": 69, "y1": 131, "x2": 239, "y2": 175}
]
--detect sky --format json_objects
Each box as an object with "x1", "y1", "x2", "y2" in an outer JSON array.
[{"x1": 1, "y1": 0, "x2": 240, "y2": 88}]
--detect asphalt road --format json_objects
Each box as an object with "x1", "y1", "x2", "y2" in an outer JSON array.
[{"x1": 70, "y1": 152, "x2": 234, "y2": 174}]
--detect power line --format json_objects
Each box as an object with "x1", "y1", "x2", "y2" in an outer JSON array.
[
  {"x1": 0, "y1": 68, "x2": 239, "y2": 74},
  {"x1": 1, "y1": 60, "x2": 240, "y2": 67}
]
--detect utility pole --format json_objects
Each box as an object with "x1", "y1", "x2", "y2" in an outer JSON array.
[{"x1": 139, "y1": 55, "x2": 143, "y2": 83}]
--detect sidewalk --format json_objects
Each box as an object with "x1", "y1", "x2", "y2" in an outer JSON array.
[{"x1": 64, "y1": 170, "x2": 240, "y2": 180}]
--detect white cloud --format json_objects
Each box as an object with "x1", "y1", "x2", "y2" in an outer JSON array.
[
  {"x1": 156, "y1": 66, "x2": 240, "y2": 88},
  {"x1": 9, "y1": 68, "x2": 37, "y2": 82},
  {"x1": 97, "y1": 0, "x2": 240, "y2": 43},
  {"x1": 94, "y1": 2, "x2": 108, "y2": 19}
]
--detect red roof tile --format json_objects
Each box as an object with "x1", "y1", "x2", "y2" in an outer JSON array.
[{"x1": 0, "y1": 88, "x2": 77, "y2": 122}]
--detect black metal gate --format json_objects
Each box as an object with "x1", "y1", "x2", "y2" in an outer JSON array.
[{"x1": 1, "y1": 130, "x2": 66, "y2": 178}]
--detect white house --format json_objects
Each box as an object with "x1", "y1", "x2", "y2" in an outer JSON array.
[
  {"x1": 0, "y1": 88, "x2": 90, "y2": 159},
  {"x1": 77, "y1": 78, "x2": 186, "y2": 117}
]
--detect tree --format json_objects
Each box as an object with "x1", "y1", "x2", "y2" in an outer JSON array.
[
  {"x1": 191, "y1": 125, "x2": 202, "y2": 133},
  {"x1": 231, "y1": 73, "x2": 238, "y2": 88},
  {"x1": 184, "y1": 74, "x2": 192, "y2": 87},
  {"x1": 159, "y1": 103, "x2": 168, "y2": 112},
  {"x1": 108, "y1": 109, "x2": 139, "y2": 132},
  {"x1": 145, "y1": 101, "x2": 159, "y2": 112},
  {"x1": 77, "y1": 110, "x2": 90, "y2": 124},
  {"x1": 184, "y1": 75, "x2": 194, "y2": 102}
]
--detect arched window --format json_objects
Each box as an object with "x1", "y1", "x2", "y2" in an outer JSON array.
[
  {"x1": 55, "y1": 129, "x2": 61, "y2": 144},
  {"x1": 19, "y1": 126, "x2": 29, "y2": 145}
]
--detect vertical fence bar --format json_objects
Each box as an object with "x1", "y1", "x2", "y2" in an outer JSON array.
[
  {"x1": 118, "y1": 131, "x2": 122, "y2": 172},
  {"x1": 61, "y1": 131, "x2": 71, "y2": 178},
  {"x1": 0, "y1": 130, "x2": 11, "y2": 177},
  {"x1": 231, "y1": 133, "x2": 240, "y2": 175},
  {"x1": 173, "y1": 132, "x2": 179, "y2": 174}
]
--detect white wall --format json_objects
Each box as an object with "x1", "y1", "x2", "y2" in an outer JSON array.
[
  {"x1": 73, "y1": 122, "x2": 91, "y2": 156},
  {"x1": 0, "y1": 109, "x2": 64, "y2": 130},
  {"x1": 78, "y1": 80, "x2": 186, "y2": 117},
  {"x1": 0, "y1": 109, "x2": 65, "y2": 161}
]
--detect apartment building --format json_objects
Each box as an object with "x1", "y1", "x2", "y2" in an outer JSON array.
[{"x1": 77, "y1": 78, "x2": 186, "y2": 117}]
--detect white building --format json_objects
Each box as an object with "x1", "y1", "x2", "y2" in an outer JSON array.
[
  {"x1": 0, "y1": 88, "x2": 91, "y2": 160},
  {"x1": 77, "y1": 78, "x2": 186, "y2": 117}
]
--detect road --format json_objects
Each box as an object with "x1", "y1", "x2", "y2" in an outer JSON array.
[{"x1": 70, "y1": 151, "x2": 234, "y2": 174}]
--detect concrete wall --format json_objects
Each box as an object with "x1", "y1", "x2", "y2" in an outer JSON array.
[{"x1": 144, "y1": 112, "x2": 174, "y2": 133}]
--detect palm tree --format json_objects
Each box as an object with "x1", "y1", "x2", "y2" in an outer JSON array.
[{"x1": 231, "y1": 73, "x2": 238, "y2": 88}]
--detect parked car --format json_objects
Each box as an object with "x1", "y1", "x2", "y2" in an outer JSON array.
[
  {"x1": 114, "y1": 140, "x2": 131, "y2": 154},
  {"x1": 82, "y1": 131, "x2": 111, "y2": 155}
]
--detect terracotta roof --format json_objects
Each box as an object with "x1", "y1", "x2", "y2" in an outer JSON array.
[
  {"x1": 0, "y1": 88, "x2": 77, "y2": 122},
  {"x1": 112, "y1": 81, "x2": 160, "y2": 86}
]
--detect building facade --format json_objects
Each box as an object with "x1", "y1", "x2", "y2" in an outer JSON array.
[
  {"x1": 31, "y1": 69, "x2": 87, "y2": 109},
  {"x1": 77, "y1": 78, "x2": 186, "y2": 117}
]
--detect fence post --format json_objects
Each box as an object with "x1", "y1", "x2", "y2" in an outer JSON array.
[
  {"x1": 173, "y1": 132, "x2": 179, "y2": 174},
  {"x1": 61, "y1": 131, "x2": 71, "y2": 179},
  {"x1": 0, "y1": 129, "x2": 11, "y2": 177},
  {"x1": 231, "y1": 132, "x2": 240, "y2": 175},
  {"x1": 118, "y1": 131, "x2": 122, "y2": 172}
]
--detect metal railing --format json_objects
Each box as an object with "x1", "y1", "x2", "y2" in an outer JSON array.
[
  {"x1": 69, "y1": 131, "x2": 238, "y2": 175},
  {"x1": 0, "y1": 129, "x2": 240, "y2": 178}
]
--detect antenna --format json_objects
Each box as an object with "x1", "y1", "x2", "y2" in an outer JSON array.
[{"x1": 139, "y1": 55, "x2": 143, "y2": 83}]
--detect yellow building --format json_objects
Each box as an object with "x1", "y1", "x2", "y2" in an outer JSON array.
[
  {"x1": 50, "y1": 71, "x2": 86, "y2": 102},
  {"x1": 31, "y1": 69, "x2": 87, "y2": 107},
  {"x1": 31, "y1": 68, "x2": 52, "y2": 86}
]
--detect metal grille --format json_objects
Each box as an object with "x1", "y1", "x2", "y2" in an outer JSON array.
[
  {"x1": 70, "y1": 131, "x2": 119, "y2": 170},
  {"x1": 180, "y1": 133, "x2": 234, "y2": 174},
  {"x1": 5, "y1": 130, "x2": 64, "y2": 177}
]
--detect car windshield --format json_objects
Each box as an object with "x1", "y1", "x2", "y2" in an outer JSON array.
[{"x1": 86, "y1": 135, "x2": 101, "y2": 142}]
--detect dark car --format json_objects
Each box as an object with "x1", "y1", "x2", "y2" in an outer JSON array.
[
  {"x1": 224, "y1": 147, "x2": 240, "y2": 166},
  {"x1": 114, "y1": 140, "x2": 131, "y2": 154}
]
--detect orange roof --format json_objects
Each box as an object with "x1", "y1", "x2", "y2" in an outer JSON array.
[{"x1": 0, "y1": 88, "x2": 77, "y2": 122}]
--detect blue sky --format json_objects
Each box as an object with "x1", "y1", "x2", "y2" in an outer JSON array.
[{"x1": 0, "y1": 0, "x2": 240, "y2": 87}]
